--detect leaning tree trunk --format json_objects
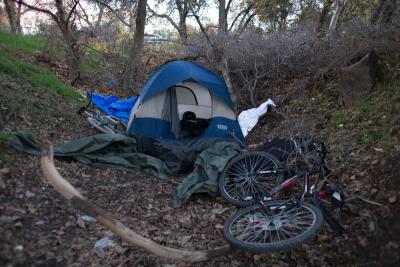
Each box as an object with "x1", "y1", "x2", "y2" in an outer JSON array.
[
  {"x1": 122, "y1": 0, "x2": 147, "y2": 93},
  {"x1": 328, "y1": 0, "x2": 347, "y2": 35},
  {"x1": 220, "y1": 57, "x2": 237, "y2": 106},
  {"x1": 216, "y1": 0, "x2": 237, "y2": 109},
  {"x1": 3, "y1": 0, "x2": 17, "y2": 33}
]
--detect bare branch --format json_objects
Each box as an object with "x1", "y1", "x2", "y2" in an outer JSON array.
[
  {"x1": 66, "y1": 0, "x2": 79, "y2": 24},
  {"x1": 17, "y1": 0, "x2": 58, "y2": 22},
  {"x1": 77, "y1": 1, "x2": 94, "y2": 29},
  {"x1": 41, "y1": 143, "x2": 232, "y2": 262},
  {"x1": 225, "y1": 0, "x2": 233, "y2": 13},
  {"x1": 228, "y1": 3, "x2": 253, "y2": 32},
  {"x1": 236, "y1": 12, "x2": 256, "y2": 35},
  {"x1": 347, "y1": 195, "x2": 385, "y2": 207},
  {"x1": 189, "y1": 0, "x2": 213, "y2": 46},
  {"x1": 147, "y1": 4, "x2": 180, "y2": 32},
  {"x1": 95, "y1": 0, "x2": 132, "y2": 28}
]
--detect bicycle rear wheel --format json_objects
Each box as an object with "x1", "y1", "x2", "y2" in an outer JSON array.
[
  {"x1": 87, "y1": 117, "x2": 115, "y2": 134},
  {"x1": 105, "y1": 116, "x2": 127, "y2": 134},
  {"x1": 219, "y1": 152, "x2": 282, "y2": 207},
  {"x1": 224, "y1": 200, "x2": 323, "y2": 253}
]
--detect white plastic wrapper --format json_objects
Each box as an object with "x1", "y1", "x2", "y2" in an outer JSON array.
[
  {"x1": 238, "y1": 99, "x2": 276, "y2": 137},
  {"x1": 93, "y1": 236, "x2": 115, "y2": 258}
]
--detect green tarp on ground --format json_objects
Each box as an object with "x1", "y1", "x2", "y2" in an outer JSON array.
[{"x1": 11, "y1": 132, "x2": 243, "y2": 207}]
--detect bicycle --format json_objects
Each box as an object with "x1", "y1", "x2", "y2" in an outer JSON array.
[
  {"x1": 219, "y1": 142, "x2": 345, "y2": 253},
  {"x1": 77, "y1": 92, "x2": 127, "y2": 134}
]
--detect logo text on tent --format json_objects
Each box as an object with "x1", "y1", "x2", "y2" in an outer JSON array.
[{"x1": 217, "y1": 124, "x2": 228, "y2": 131}]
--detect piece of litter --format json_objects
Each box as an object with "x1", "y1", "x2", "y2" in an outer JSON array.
[
  {"x1": 94, "y1": 237, "x2": 114, "y2": 249},
  {"x1": 332, "y1": 192, "x2": 341, "y2": 201},
  {"x1": 80, "y1": 215, "x2": 96, "y2": 222},
  {"x1": 93, "y1": 236, "x2": 115, "y2": 258}
]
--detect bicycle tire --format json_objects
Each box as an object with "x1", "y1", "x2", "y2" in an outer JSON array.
[
  {"x1": 218, "y1": 151, "x2": 282, "y2": 207},
  {"x1": 87, "y1": 117, "x2": 115, "y2": 134},
  {"x1": 224, "y1": 200, "x2": 323, "y2": 253},
  {"x1": 105, "y1": 116, "x2": 127, "y2": 134}
]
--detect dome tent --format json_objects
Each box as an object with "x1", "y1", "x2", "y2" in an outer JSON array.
[{"x1": 127, "y1": 61, "x2": 244, "y2": 141}]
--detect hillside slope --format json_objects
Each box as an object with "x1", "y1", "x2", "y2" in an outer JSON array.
[{"x1": 0, "y1": 31, "x2": 399, "y2": 266}]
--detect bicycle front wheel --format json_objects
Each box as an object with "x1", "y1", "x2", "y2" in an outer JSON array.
[
  {"x1": 219, "y1": 152, "x2": 282, "y2": 207},
  {"x1": 224, "y1": 200, "x2": 323, "y2": 253}
]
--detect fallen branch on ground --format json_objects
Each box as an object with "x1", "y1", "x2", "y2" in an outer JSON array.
[
  {"x1": 347, "y1": 195, "x2": 385, "y2": 207},
  {"x1": 41, "y1": 142, "x2": 232, "y2": 262}
]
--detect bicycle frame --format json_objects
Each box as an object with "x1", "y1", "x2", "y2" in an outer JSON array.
[
  {"x1": 253, "y1": 143, "x2": 329, "y2": 208},
  {"x1": 252, "y1": 143, "x2": 345, "y2": 234},
  {"x1": 256, "y1": 170, "x2": 313, "y2": 201}
]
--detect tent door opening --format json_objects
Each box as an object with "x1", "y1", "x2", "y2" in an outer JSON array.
[{"x1": 165, "y1": 83, "x2": 212, "y2": 139}]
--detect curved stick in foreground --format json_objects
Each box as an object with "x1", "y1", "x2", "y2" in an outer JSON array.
[{"x1": 41, "y1": 143, "x2": 232, "y2": 262}]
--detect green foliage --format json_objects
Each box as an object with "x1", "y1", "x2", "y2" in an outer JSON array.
[
  {"x1": 0, "y1": 29, "x2": 44, "y2": 53},
  {"x1": 358, "y1": 133, "x2": 375, "y2": 144},
  {"x1": 353, "y1": 81, "x2": 400, "y2": 145},
  {"x1": 0, "y1": 72, "x2": 59, "y2": 118},
  {"x1": 323, "y1": 83, "x2": 341, "y2": 96},
  {"x1": 0, "y1": 52, "x2": 82, "y2": 100},
  {"x1": 331, "y1": 110, "x2": 348, "y2": 125},
  {"x1": 83, "y1": 48, "x2": 103, "y2": 74},
  {"x1": 0, "y1": 131, "x2": 15, "y2": 163},
  {"x1": 0, "y1": 131, "x2": 15, "y2": 144}
]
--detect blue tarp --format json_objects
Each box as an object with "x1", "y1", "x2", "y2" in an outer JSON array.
[{"x1": 88, "y1": 92, "x2": 138, "y2": 123}]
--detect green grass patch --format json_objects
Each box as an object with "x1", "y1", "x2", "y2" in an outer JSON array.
[
  {"x1": 0, "y1": 131, "x2": 15, "y2": 145},
  {"x1": 331, "y1": 110, "x2": 348, "y2": 125},
  {"x1": 83, "y1": 48, "x2": 102, "y2": 74},
  {"x1": 358, "y1": 133, "x2": 375, "y2": 145},
  {"x1": 0, "y1": 29, "x2": 44, "y2": 53},
  {"x1": 322, "y1": 82, "x2": 341, "y2": 96},
  {"x1": 0, "y1": 52, "x2": 82, "y2": 100}
]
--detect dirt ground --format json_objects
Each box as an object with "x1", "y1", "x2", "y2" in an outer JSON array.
[{"x1": 1, "y1": 73, "x2": 399, "y2": 267}]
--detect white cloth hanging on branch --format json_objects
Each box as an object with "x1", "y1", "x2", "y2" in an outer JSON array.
[{"x1": 238, "y1": 99, "x2": 276, "y2": 138}]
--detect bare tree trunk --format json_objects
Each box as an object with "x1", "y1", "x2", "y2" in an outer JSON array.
[
  {"x1": 147, "y1": 0, "x2": 189, "y2": 43},
  {"x1": 217, "y1": 0, "x2": 237, "y2": 108},
  {"x1": 218, "y1": 0, "x2": 228, "y2": 36},
  {"x1": 176, "y1": 0, "x2": 189, "y2": 42},
  {"x1": 178, "y1": 18, "x2": 188, "y2": 41},
  {"x1": 15, "y1": 0, "x2": 21, "y2": 33},
  {"x1": 64, "y1": 32, "x2": 82, "y2": 84},
  {"x1": 278, "y1": 0, "x2": 289, "y2": 30},
  {"x1": 189, "y1": 0, "x2": 237, "y2": 107},
  {"x1": 122, "y1": 0, "x2": 147, "y2": 93},
  {"x1": 328, "y1": 0, "x2": 344, "y2": 35},
  {"x1": 316, "y1": 0, "x2": 332, "y2": 38},
  {"x1": 55, "y1": 0, "x2": 81, "y2": 84},
  {"x1": 221, "y1": 58, "x2": 236, "y2": 104},
  {"x1": 3, "y1": 0, "x2": 16, "y2": 32},
  {"x1": 95, "y1": 3, "x2": 104, "y2": 31}
]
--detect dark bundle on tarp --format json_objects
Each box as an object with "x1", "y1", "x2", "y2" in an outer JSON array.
[{"x1": 12, "y1": 132, "x2": 242, "y2": 207}]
